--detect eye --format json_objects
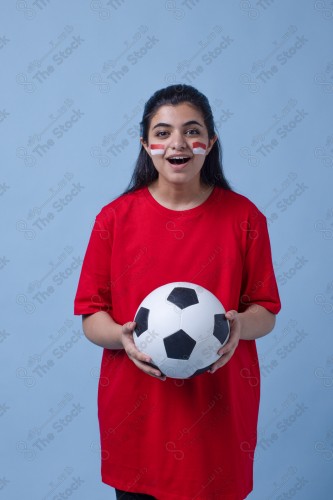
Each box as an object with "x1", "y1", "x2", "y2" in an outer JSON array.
[
  {"x1": 185, "y1": 128, "x2": 200, "y2": 136},
  {"x1": 154, "y1": 130, "x2": 169, "y2": 138}
]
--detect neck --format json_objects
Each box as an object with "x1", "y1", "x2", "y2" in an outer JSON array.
[{"x1": 148, "y1": 178, "x2": 213, "y2": 211}]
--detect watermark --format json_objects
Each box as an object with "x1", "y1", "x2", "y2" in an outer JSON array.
[
  {"x1": 314, "y1": 59, "x2": 333, "y2": 93},
  {"x1": 0, "y1": 35, "x2": 10, "y2": 49},
  {"x1": 314, "y1": 134, "x2": 333, "y2": 168},
  {"x1": 17, "y1": 393, "x2": 83, "y2": 459},
  {"x1": 164, "y1": 25, "x2": 233, "y2": 85},
  {"x1": 0, "y1": 330, "x2": 11, "y2": 344},
  {"x1": 245, "y1": 242, "x2": 299, "y2": 295},
  {"x1": 266, "y1": 466, "x2": 297, "y2": 499},
  {"x1": 90, "y1": 98, "x2": 144, "y2": 166},
  {"x1": 314, "y1": 278, "x2": 333, "y2": 313},
  {"x1": 0, "y1": 256, "x2": 9, "y2": 271},
  {"x1": 165, "y1": 392, "x2": 227, "y2": 460},
  {"x1": 90, "y1": 26, "x2": 158, "y2": 91},
  {"x1": 191, "y1": 465, "x2": 224, "y2": 499},
  {"x1": 16, "y1": 246, "x2": 81, "y2": 314},
  {"x1": 0, "y1": 109, "x2": 10, "y2": 123},
  {"x1": 16, "y1": 173, "x2": 84, "y2": 239},
  {"x1": 266, "y1": 466, "x2": 308, "y2": 500},
  {"x1": 314, "y1": 354, "x2": 333, "y2": 388},
  {"x1": 256, "y1": 318, "x2": 307, "y2": 378},
  {"x1": 102, "y1": 393, "x2": 148, "y2": 438},
  {"x1": 242, "y1": 315, "x2": 295, "y2": 384},
  {"x1": 121, "y1": 467, "x2": 148, "y2": 496},
  {"x1": 240, "y1": 26, "x2": 308, "y2": 91},
  {"x1": 276, "y1": 252, "x2": 308, "y2": 286},
  {"x1": 0, "y1": 477, "x2": 9, "y2": 491},
  {"x1": 314, "y1": 426, "x2": 333, "y2": 461},
  {"x1": 192, "y1": 245, "x2": 223, "y2": 279},
  {"x1": 0, "y1": 329, "x2": 10, "y2": 344},
  {"x1": 16, "y1": 99, "x2": 83, "y2": 166},
  {"x1": 314, "y1": 0, "x2": 333, "y2": 20},
  {"x1": 90, "y1": 0, "x2": 126, "y2": 21},
  {"x1": 16, "y1": 27, "x2": 84, "y2": 91},
  {"x1": 258, "y1": 172, "x2": 310, "y2": 226},
  {"x1": 16, "y1": 318, "x2": 85, "y2": 387},
  {"x1": 0, "y1": 181, "x2": 10, "y2": 196},
  {"x1": 42, "y1": 466, "x2": 84, "y2": 500},
  {"x1": 240, "y1": 99, "x2": 309, "y2": 166},
  {"x1": 211, "y1": 98, "x2": 234, "y2": 129},
  {"x1": 165, "y1": 220, "x2": 185, "y2": 240},
  {"x1": 0, "y1": 402, "x2": 10, "y2": 417},
  {"x1": 242, "y1": 393, "x2": 308, "y2": 460},
  {"x1": 165, "y1": 0, "x2": 201, "y2": 20},
  {"x1": 315, "y1": 207, "x2": 333, "y2": 238},
  {"x1": 240, "y1": 0, "x2": 276, "y2": 20},
  {"x1": 16, "y1": 0, "x2": 53, "y2": 19}
]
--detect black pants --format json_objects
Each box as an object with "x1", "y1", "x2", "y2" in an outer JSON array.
[{"x1": 115, "y1": 489, "x2": 156, "y2": 500}]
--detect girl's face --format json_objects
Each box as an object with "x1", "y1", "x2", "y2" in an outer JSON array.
[{"x1": 141, "y1": 103, "x2": 217, "y2": 188}]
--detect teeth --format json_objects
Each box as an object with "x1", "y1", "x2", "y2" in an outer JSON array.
[{"x1": 168, "y1": 156, "x2": 191, "y2": 165}]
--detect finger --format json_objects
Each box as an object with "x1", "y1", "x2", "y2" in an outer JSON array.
[
  {"x1": 132, "y1": 358, "x2": 166, "y2": 381},
  {"x1": 124, "y1": 339, "x2": 152, "y2": 364},
  {"x1": 121, "y1": 322, "x2": 152, "y2": 363},
  {"x1": 122, "y1": 321, "x2": 166, "y2": 380},
  {"x1": 209, "y1": 348, "x2": 235, "y2": 373},
  {"x1": 217, "y1": 338, "x2": 239, "y2": 356}
]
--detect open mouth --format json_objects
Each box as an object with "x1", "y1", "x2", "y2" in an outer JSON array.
[{"x1": 167, "y1": 157, "x2": 190, "y2": 165}]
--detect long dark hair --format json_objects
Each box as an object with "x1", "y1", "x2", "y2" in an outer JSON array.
[{"x1": 124, "y1": 84, "x2": 233, "y2": 193}]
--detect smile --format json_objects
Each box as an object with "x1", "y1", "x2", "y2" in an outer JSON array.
[{"x1": 167, "y1": 156, "x2": 191, "y2": 165}]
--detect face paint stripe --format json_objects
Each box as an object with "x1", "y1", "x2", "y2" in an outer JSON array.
[
  {"x1": 192, "y1": 141, "x2": 207, "y2": 155},
  {"x1": 150, "y1": 144, "x2": 165, "y2": 155}
]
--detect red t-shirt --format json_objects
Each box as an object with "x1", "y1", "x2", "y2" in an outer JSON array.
[{"x1": 74, "y1": 186, "x2": 281, "y2": 500}]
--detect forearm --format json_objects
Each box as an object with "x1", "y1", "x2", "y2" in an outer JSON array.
[
  {"x1": 82, "y1": 311, "x2": 124, "y2": 349},
  {"x1": 238, "y1": 304, "x2": 276, "y2": 340}
]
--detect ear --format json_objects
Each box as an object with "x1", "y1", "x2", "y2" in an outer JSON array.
[
  {"x1": 207, "y1": 135, "x2": 218, "y2": 154},
  {"x1": 140, "y1": 137, "x2": 151, "y2": 156}
]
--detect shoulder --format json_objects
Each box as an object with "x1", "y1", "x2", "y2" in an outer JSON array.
[
  {"x1": 216, "y1": 188, "x2": 265, "y2": 221},
  {"x1": 96, "y1": 188, "x2": 146, "y2": 222}
]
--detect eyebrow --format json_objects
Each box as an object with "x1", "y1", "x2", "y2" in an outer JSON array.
[{"x1": 152, "y1": 120, "x2": 204, "y2": 130}]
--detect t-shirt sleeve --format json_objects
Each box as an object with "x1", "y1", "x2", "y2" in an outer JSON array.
[
  {"x1": 239, "y1": 210, "x2": 281, "y2": 315},
  {"x1": 74, "y1": 209, "x2": 113, "y2": 315}
]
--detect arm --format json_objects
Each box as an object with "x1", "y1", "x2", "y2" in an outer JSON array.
[
  {"x1": 82, "y1": 312, "x2": 166, "y2": 380},
  {"x1": 238, "y1": 303, "x2": 276, "y2": 340},
  {"x1": 82, "y1": 311, "x2": 123, "y2": 349},
  {"x1": 209, "y1": 305, "x2": 276, "y2": 374}
]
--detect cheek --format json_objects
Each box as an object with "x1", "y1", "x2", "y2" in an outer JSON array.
[
  {"x1": 192, "y1": 141, "x2": 207, "y2": 155},
  {"x1": 150, "y1": 143, "x2": 166, "y2": 156},
  {"x1": 149, "y1": 156, "x2": 163, "y2": 170}
]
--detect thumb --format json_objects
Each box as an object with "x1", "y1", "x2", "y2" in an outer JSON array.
[
  {"x1": 225, "y1": 310, "x2": 238, "y2": 321},
  {"x1": 122, "y1": 321, "x2": 136, "y2": 334}
]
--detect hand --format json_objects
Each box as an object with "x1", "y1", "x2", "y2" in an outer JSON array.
[
  {"x1": 121, "y1": 321, "x2": 166, "y2": 381},
  {"x1": 209, "y1": 310, "x2": 241, "y2": 374}
]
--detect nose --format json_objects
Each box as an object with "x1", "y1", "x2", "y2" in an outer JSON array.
[{"x1": 170, "y1": 130, "x2": 186, "y2": 150}]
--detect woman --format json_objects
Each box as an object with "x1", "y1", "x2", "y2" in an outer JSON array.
[{"x1": 74, "y1": 84, "x2": 281, "y2": 500}]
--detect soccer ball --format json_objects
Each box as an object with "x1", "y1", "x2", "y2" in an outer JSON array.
[{"x1": 133, "y1": 282, "x2": 229, "y2": 379}]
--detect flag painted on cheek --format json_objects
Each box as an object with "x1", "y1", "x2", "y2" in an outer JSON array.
[
  {"x1": 192, "y1": 142, "x2": 207, "y2": 155},
  {"x1": 150, "y1": 144, "x2": 165, "y2": 155}
]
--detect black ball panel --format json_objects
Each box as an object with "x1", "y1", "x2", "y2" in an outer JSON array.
[
  {"x1": 163, "y1": 329, "x2": 196, "y2": 360},
  {"x1": 213, "y1": 314, "x2": 229, "y2": 345},
  {"x1": 167, "y1": 287, "x2": 199, "y2": 310},
  {"x1": 134, "y1": 307, "x2": 150, "y2": 337}
]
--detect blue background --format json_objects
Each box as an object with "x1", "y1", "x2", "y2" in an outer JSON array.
[{"x1": 1, "y1": 1, "x2": 332, "y2": 498}]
